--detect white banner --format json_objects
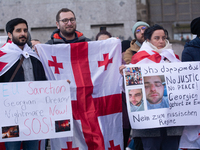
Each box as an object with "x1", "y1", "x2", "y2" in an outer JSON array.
[
  {"x1": 0, "y1": 80, "x2": 73, "y2": 142},
  {"x1": 124, "y1": 61, "x2": 200, "y2": 129}
]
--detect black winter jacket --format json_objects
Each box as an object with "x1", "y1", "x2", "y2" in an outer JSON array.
[
  {"x1": 46, "y1": 29, "x2": 90, "y2": 44},
  {"x1": 182, "y1": 37, "x2": 200, "y2": 62},
  {"x1": 0, "y1": 56, "x2": 46, "y2": 82}
]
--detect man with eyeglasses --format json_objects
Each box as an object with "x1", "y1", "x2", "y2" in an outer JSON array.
[
  {"x1": 144, "y1": 76, "x2": 169, "y2": 110},
  {"x1": 46, "y1": 8, "x2": 90, "y2": 44},
  {"x1": 123, "y1": 21, "x2": 149, "y2": 64}
]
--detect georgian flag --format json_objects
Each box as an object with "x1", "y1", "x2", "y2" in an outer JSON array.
[
  {"x1": 0, "y1": 42, "x2": 39, "y2": 76},
  {"x1": 36, "y1": 38, "x2": 123, "y2": 150}
]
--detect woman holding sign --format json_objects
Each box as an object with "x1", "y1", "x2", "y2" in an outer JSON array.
[{"x1": 119, "y1": 24, "x2": 182, "y2": 150}]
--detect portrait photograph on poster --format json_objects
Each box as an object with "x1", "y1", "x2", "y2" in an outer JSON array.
[
  {"x1": 128, "y1": 88, "x2": 144, "y2": 112},
  {"x1": 144, "y1": 75, "x2": 169, "y2": 110}
]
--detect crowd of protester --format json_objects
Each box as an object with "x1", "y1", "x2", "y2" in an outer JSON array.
[{"x1": 0, "y1": 6, "x2": 200, "y2": 150}]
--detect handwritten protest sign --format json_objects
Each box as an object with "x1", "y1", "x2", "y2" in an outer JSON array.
[
  {"x1": 0, "y1": 80, "x2": 73, "y2": 142},
  {"x1": 124, "y1": 61, "x2": 200, "y2": 129}
]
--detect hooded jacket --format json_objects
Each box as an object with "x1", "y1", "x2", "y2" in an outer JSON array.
[
  {"x1": 46, "y1": 29, "x2": 90, "y2": 44},
  {"x1": 123, "y1": 39, "x2": 140, "y2": 64},
  {"x1": 182, "y1": 36, "x2": 200, "y2": 61}
]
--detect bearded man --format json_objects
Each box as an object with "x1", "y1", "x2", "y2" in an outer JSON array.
[
  {"x1": 0, "y1": 18, "x2": 46, "y2": 150},
  {"x1": 46, "y1": 8, "x2": 90, "y2": 44}
]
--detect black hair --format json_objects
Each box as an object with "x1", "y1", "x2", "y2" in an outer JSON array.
[
  {"x1": 96, "y1": 30, "x2": 112, "y2": 40},
  {"x1": 56, "y1": 8, "x2": 75, "y2": 22},
  {"x1": 144, "y1": 24, "x2": 168, "y2": 40},
  {"x1": 6, "y1": 18, "x2": 28, "y2": 34}
]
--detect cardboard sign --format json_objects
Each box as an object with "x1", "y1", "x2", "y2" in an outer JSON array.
[
  {"x1": 124, "y1": 61, "x2": 200, "y2": 129},
  {"x1": 0, "y1": 80, "x2": 73, "y2": 141}
]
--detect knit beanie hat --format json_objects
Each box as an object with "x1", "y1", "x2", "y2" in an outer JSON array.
[
  {"x1": 132, "y1": 21, "x2": 150, "y2": 38},
  {"x1": 6, "y1": 18, "x2": 28, "y2": 34},
  {"x1": 191, "y1": 17, "x2": 200, "y2": 37}
]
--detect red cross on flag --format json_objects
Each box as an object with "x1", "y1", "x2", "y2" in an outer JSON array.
[
  {"x1": 36, "y1": 38, "x2": 123, "y2": 150},
  {"x1": 0, "y1": 42, "x2": 39, "y2": 76},
  {"x1": 130, "y1": 41, "x2": 180, "y2": 64},
  {"x1": 0, "y1": 51, "x2": 8, "y2": 72},
  {"x1": 48, "y1": 56, "x2": 64, "y2": 74}
]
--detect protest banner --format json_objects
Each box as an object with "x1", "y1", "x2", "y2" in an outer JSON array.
[
  {"x1": 124, "y1": 61, "x2": 200, "y2": 129},
  {"x1": 0, "y1": 80, "x2": 73, "y2": 142}
]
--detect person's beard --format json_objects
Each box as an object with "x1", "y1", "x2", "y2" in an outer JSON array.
[
  {"x1": 62, "y1": 29, "x2": 75, "y2": 37},
  {"x1": 60, "y1": 25, "x2": 76, "y2": 37},
  {"x1": 12, "y1": 35, "x2": 27, "y2": 46},
  {"x1": 135, "y1": 33, "x2": 145, "y2": 44}
]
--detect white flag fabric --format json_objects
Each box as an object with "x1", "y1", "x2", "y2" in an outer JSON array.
[
  {"x1": 179, "y1": 126, "x2": 200, "y2": 149},
  {"x1": 0, "y1": 42, "x2": 39, "y2": 76},
  {"x1": 36, "y1": 38, "x2": 123, "y2": 150},
  {"x1": 130, "y1": 41, "x2": 180, "y2": 64}
]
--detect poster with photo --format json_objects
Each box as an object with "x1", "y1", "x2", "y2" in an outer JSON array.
[
  {"x1": 124, "y1": 61, "x2": 200, "y2": 129},
  {"x1": 0, "y1": 80, "x2": 73, "y2": 142}
]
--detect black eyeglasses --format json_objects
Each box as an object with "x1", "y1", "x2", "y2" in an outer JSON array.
[
  {"x1": 136, "y1": 26, "x2": 147, "y2": 34},
  {"x1": 59, "y1": 18, "x2": 76, "y2": 24}
]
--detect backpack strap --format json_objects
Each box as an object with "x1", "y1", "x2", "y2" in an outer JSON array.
[{"x1": 9, "y1": 56, "x2": 25, "y2": 82}]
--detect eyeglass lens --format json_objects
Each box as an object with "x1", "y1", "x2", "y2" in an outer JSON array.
[
  {"x1": 60, "y1": 18, "x2": 76, "y2": 23},
  {"x1": 136, "y1": 26, "x2": 147, "y2": 33}
]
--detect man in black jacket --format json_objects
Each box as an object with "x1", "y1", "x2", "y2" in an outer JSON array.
[
  {"x1": 182, "y1": 16, "x2": 200, "y2": 62},
  {"x1": 46, "y1": 8, "x2": 90, "y2": 44},
  {"x1": 0, "y1": 18, "x2": 46, "y2": 150}
]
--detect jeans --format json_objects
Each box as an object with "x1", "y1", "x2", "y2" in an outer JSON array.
[
  {"x1": 141, "y1": 128, "x2": 180, "y2": 150},
  {"x1": 5, "y1": 140, "x2": 39, "y2": 150}
]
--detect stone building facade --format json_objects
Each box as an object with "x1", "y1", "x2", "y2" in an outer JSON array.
[
  {"x1": 0, "y1": 0, "x2": 136, "y2": 43},
  {"x1": 135, "y1": 0, "x2": 200, "y2": 59},
  {"x1": 141, "y1": 0, "x2": 200, "y2": 41}
]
